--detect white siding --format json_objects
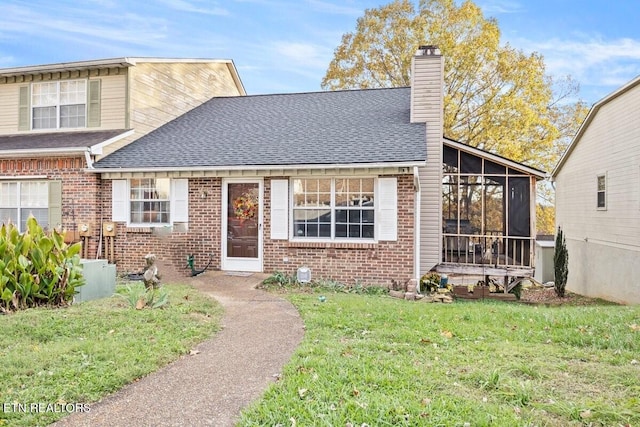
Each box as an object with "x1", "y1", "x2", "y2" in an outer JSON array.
[
  {"x1": 411, "y1": 53, "x2": 445, "y2": 273},
  {"x1": 555, "y1": 81, "x2": 640, "y2": 303}
]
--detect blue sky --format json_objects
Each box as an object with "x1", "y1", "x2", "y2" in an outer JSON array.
[{"x1": 2, "y1": 0, "x2": 640, "y2": 105}]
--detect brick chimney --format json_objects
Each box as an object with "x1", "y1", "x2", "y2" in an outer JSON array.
[{"x1": 410, "y1": 45, "x2": 444, "y2": 124}]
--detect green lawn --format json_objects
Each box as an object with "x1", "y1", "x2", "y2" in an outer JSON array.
[
  {"x1": 0, "y1": 283, "x2": 222, "y2": 427},
  {"x1": 239, "y1": 292, "x2": 640, "y2": 426}
]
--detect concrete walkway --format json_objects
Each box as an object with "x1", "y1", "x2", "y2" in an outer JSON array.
[{"x1": 52, "y1": 271, "x2": 305, "y2": 427}]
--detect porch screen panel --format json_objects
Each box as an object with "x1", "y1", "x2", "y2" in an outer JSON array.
[
  {"x1": 508, "y1": 177, "x2": 530, "y2": 237},
  {"x1": 484, "y1": 176, "x2": 504, "y2": 235}
]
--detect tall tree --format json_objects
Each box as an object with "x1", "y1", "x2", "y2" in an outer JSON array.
[{"x1": 322, "y1": 0, "x2": 587, "y2": 174}]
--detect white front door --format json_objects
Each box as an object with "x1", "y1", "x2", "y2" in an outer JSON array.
[{"x1": 221, "y1": 179, "x2": 263, "y2": 272}]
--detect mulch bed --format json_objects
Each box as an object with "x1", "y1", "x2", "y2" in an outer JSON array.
[{"x1": 519, "y1": 287, "x2": 618, "y2": 306}]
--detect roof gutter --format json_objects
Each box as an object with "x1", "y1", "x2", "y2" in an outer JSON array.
[
  {"x1": 86, "y1": 160, "x2": 426, "y2": 174},
  {"x1": 0, "y1": 147, "x2": 89, "y2": 158},
  {"x1": 0, "y1": 58, "x2": 136, "y2": 78}
]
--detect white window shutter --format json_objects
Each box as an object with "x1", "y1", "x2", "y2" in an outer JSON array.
[
  {"x1": 172, "y1": 179, "x2": 189, "y2": 223},
  {"x1": 377, "y1": 177, "x2": 398, "y2": 241},
  {"x1": 112, "y1": 180, "x2": 128, "y2": 222},
  {"x1": 270, "y1": 179, "x2": 289, "y2": 240}
]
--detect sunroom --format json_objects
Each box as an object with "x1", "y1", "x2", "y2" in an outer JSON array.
[{"x1": 437, "y1": 138, "x2": 546, "y2": 278}]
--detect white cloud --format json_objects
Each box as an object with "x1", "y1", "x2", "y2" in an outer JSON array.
[
  {"x1": 305, "y1": 0, "x2": 364, "y2": 16},
  {"x1": 512, "y1": 35, "x2": 640, "y2": 102},
  {"x1": 272, "y1": 41, "x2": 333, "y2": 71},
  {"x1": 477, "y1": 0, "x2": 524, "y2": 15},
  {"x1": 155, "y1": 0, "x2": 230, "y2": 16}
]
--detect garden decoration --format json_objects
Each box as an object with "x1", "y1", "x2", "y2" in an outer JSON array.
[{"x1": 143, "y1": 253, "x2": 161, "y2": 289}]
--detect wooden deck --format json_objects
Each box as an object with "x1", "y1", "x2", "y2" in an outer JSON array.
[{"x1": 435, "y1": 262, "x2": 534, "y2": 278}]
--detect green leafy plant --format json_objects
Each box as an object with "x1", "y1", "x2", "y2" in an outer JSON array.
[
  {"x1": 554, "y1": 226, "x2": 569, "y2": 297},
  {"x1": 116, "y1": 283, "x2": 169, "y2": 309},
  {"x1": 509, "y1": 282, "x2": 523, "y2": 300},
  {"x1": 0, "y1": 217, "x2": 84, "y2": 312},
  {"x1": 420, "y1": 272, "x2": 441, "y2": 293},
  {"x1": 262, "y1": 271, "x2": 299, "y2": 288}
]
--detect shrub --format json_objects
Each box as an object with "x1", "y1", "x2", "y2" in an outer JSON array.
[
  {"x1": 262, "y1": 270, "x2": 299, "y2": 288},
  {"x1": 116, "y1": 283, "x2": 169, "y2": 309},
  {"x1": 420, "y1": 272, "x2": 441, "y2": 293},
  {"x1": 0, "y1": 217, "x2": 84, "y2": 312},
  {"x1": 554, "y1": 226, "x2": 569, "y2": 297}
]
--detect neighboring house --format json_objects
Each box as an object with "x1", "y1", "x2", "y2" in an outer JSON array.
[
  {"x1": 0, "y1": 57, "x2": 245, "y2": 259},
  {"x1": 90, "y1": 46, "x2": 544, "y2": 287},
  {"x1": 552, "y1": 75, "x2": 640, "y2": 304}
]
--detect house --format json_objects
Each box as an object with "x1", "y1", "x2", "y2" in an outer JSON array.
[
  {"x1": 552, "y1": 75, "x2": 640, "y2": 304},
  {"x1": 0, "y1": 57, "x2": 245, "y2": 259},
  {"x1": 89, "y1": 46, "x2": 544, "y2": 287}
]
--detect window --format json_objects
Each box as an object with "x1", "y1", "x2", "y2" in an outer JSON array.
[
  {"x1": 0, "y1": 181, "x2": 49, "y2": 231},
  {"x1": 129, "y1": 178, "x2": 171, "y2": 224},
  {"x1": 31, "y1": 80, "x2": 86, "y2": 129},
  {"x1": 597, "y1": 174, "x2": 606, "y2": 209},
  {"x1": 292, "y1": 178, "x2": 375, "y2": 240}
]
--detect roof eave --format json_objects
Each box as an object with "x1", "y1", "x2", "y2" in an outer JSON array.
[
  {"x1": 89, "y1": 129, "x2": 135, "y2": 155},
  {"x1": 0, "y1": 58, "x2": 136, "y2": 78},
  {"x1": 444, "y1": 137, "x2": 547, "y2": 179},
  {"x1": 87, "y1": 160, "x2": 426, "y2": 174}
]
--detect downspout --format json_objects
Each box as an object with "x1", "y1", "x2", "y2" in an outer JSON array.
[
  {"x1": 413, "y1": 166, "x2": 421, "y2": 288},
  {"x1": 84, "y1": 149, "x2": 94, "y2": 169}
]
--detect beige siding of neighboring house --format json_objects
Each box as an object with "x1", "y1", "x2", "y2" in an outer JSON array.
[
  {"x1": 411, "y1": 51, "x2": 444, "y2": 275},
  {"x1": 0, "y1": 70, "x2": 128, "y2": 135},
  {"x1": 101, "y1": 61, "x2": 243, "y2": 158},
  {"x1": 555, "y1": 82, "x2": 640, "y2": 304}
]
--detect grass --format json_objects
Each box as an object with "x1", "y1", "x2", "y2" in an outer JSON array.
[
  {"x1": 239, "y1": 291, "x2": 640, "y2": 426},
  {"x1": 0, "y1": 282, "x2": 223, "y2": 427}
]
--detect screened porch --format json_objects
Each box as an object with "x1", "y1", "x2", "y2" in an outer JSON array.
[{"x1": 439, "y1": 139, "x2": 545, "y2": 275}]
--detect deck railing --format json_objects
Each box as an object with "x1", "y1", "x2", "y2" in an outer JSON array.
[{"x1": 442, "y1": 233, "x2": 533, "y2": 268}]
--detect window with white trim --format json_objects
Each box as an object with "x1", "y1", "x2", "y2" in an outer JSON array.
[
  {"x1": 0, "y1": 181, "x2": 49, "y2": 231},
  {"x1": 31, "y1": 80, "x2": 86, "y2": 129},
  {"x1": 597, "y1": 174, "x2": 606, "y2": 209},
  {"x1": 129, "y1": 178, "x2": 170, "y2": 224},
  {"x1": 292, "y1": 178, "x2": 375, "y2": 240}
]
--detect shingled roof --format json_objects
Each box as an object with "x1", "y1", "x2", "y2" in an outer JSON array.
[
  {"x1": 0, "y1": 129, "x2": 129, "y2": 152},
  {"x1": 93, "y1": 87, "x2": 427, "y2": 169}
]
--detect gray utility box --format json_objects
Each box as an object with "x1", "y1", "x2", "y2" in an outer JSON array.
[{"x1": 76, "y1": 259, "x2": 117, "y2": 303}]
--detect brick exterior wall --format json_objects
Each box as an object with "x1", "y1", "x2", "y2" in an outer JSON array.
[
  {"x1": 99, "y1": 174, "x2": 415, "y2": 286},
  {"x1": 0, "y1": 156, "x2": 102, "y2": 258},
  {"x1": 101, "y1": 177, "x2": 222, "y2": 275},
  {"x1": 263, "y1": 175, "x2": 415, "y2": 287}
]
